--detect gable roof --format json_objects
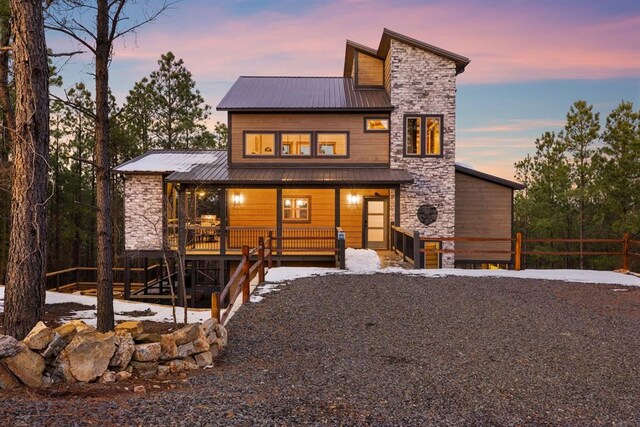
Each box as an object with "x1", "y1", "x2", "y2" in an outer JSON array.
[
  {"x1": 216, "y1": 77, "x2": 392, "y2": 112},
  {"x1": 455, "y1": 164, "x2": 525, "y2": 190},
  {"x1": 344, "y1": 28, "x2": 471, "y2": 77}
]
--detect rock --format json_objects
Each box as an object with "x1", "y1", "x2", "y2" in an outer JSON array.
[
  {"x1": 201, "y1": 318, "x2": 218, "y2": 338},
  {"x1": 59, "y1": 331, "x2": 117, "y2": 383},
  {"x1": 115, "y1": 370, "x2": 132, "y2": 382},
  {"x1": 109, "y1": 335, "x2": 135, "y2": 371},
  {"x1": 134, "y1": 333, "x2": 162, "y2": 343},
  {"x1": 177, "y1": 342, "x2": 195, "y2": 358},
  {"x1": 171, "y1": 324, "x2": 200, "y2": 346},
  {"x1": 212, "y1": 337, "x2": 225, "y2": 351},
  {"x1": 0, "y1": 335, "x2": 21, "y2": 358},
  {"x1": 23, "y1": 322, "x2": 55, "y2": 351},
  {"x1": 0, "y1": 362, "x2": 20, "y2": 390},
  {"x1": 115, "y1": 321, "x2": 143, "y2": 338},
  {"x1": 159, "y1": 334, "x2": 178, "y2": 361},
  {"x1": 209, "y1": 346, "x2": 219, "y2": 359},
  {"x1": 99, "y1": 370, "x2": 116, "y2": 383},
  {"x1": 133, "y1": 342, "x2": 161, "y2": 362},
  {"x1": 215, "y1": 324, "x2": 228, "y2": 346},
  {"x1": 133, "y1": 385, "x2": 146, "y2": 394},
  {"x1": 41, "y1": 374, "x2": 53, "y2": 387},
  {"x1": 194, "y1": 351, "x2": 212, "y2": 367},
  {"x1": 157, "y1": 364, "x2": 171, "y2": 377},
  {"x1": 192, "y1": 328, "x2": 210, "y2": 353},
  {"x1": 3, "y1": 343, "x2": 45, "y2": 388},
  {"x1": 184, "y1": 356, "x2": 198, "y2": 368},
  {"x1": 67, "y1": 320, "x2": 96, "y2": 334},
  {"x1": 50, "y1": 355, "x2": 75, "y2": 383},
  {"x1": 41, "y1": 324, "x2": 79, "y2": 359},
  {"x1": 167, "y1": 359, "x2": 198, "y2": 373},
  {"x1": 130, "y1": 361, "x2": 158, "y2": 378}
]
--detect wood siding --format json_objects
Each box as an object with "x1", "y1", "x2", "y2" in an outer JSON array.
[
  {"x1": 230, "y1": 113, "x2": 389, "y2": 165},
  {"x1": 455, "y1": 173, "x2": 513, "y2": 262},
  {"x1": 228, "y1": 189, "x2": 277, "y2": 227},
  {"x1": 340, "y1": 188, "x2": 389, "y2": 249},
  {"x1": 384, "y1": 51, "x2": 391, "y2": 94},
  {"x1": 357, "y1": 51, "x2": 383, "y2": 87}
]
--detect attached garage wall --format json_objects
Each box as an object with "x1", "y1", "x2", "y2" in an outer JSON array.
[{"x1": 455, "y1": 172, "x2": 513, "y2": 262}]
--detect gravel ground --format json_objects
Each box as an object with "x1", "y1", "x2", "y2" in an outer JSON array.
[{"x1": 1, "y1": 274, "x2": 639, "y2": 426}]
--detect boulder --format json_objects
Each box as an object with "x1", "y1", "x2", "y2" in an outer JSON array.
[
  {"x1": 201, "y1": 318, "x2": 218, "y2": 338},
  {"x1": 171, "y1": 324, "x2": 200, "y2": 346},
  {"x1": 41, "y1": 325, "x2": 78, "y2": 359},
  {"x1": 50, "y1": 354, "x2": 75, "y2": 383},
  {"x1": 209, "y1": 346, "x2": 219, "y2": 359},
  {"x1": 133, "y1": 385, "x2": 146, "y2": 394},
  {"x1": 109, "y1": 335, "x2": 135, "y2": 371},
  {"x1": 23, "y1": 321, "x2": 55, "y2": 351},
  {"x1": 115, "y1": 370, "x2": 132, "y2": 382},
  {"x1": 133, "y1": 342, "x2": 161, "y2": 362},
  {"x1": 192, "y1": 328, "x2": 210, "y2": 354},
  {"x1": 215, "y1": 324, "x2": 228, "y2": 346},
  {"x1": 3, "y1": 343, "x2": 45, "y2": 388},
  {"x1": 67, "y1": 320, "x2": 96, "y2": 334},
  {"x1": 0, "y1": 335, "x2": 21, "y2": 358},
  {"x1": 194, "y1": 351, "x2": 212, "y2": 367},
  {"x1": 134, "y1": 333, "x2": 162, "y2": 343},
  {"x1": 114, "y1": 321, "x2": 143, "y2": 338},
  {"x1": 177, "y1": 342, "x2": 195, "y2": 358},
  {"x1": 130, "y1": 361, "x2": 157, "y2": 378},
  {"x1": 59, "y1": 331, "x2": 117, "y2": 383},
  {"x1": 159, "y1": 334, "x2": 178, "y2": 361},
  {"x1": 167, "y1": 359, "x2": 198, "y2": 374},
  {"x1": 157, "y1": 364, "x2": 171, "y2": 377},
  {"x1": 99, "y1": 370, "x2": 116, "y2": 383},
  {"x1": 212, "y1": 338, "x2": 225, "y2": 351},
  {"x1": 0, "y1": 362, "x2": 20, "y2": 390}
]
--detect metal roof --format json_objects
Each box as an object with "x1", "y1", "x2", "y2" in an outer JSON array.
[
  {"x1": 455, "y1": 164, "x2": 525, "y2": 190},
  {"x1": 216, "y1": 77, "x2": 392, "y2": 112},
  {"x1": 113, "y1": 150, "x2": 223, "y2": 174}
]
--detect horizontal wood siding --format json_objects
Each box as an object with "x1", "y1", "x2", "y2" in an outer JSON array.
[
  {"x1": 455, "y1": 173, "x2": 513, "y2": 261},
  {"x1": 340, "y1": 188, "x2": 389, "y2": 249},
  {"x1": 228, "y1": 189, "x2": 276, "y2": 227},
  {"x1": 384, "y1": 51, "x2": 391, "y2": 94},
  {"x1": 282, "y1": 189, "x2": 335, "y2": 228},
  {"x1": 231, "y1": 113, "x2": 389, "y2": 165},
  {"x1": 357, "y1": 52, "x2": 383, "y2": 87}
]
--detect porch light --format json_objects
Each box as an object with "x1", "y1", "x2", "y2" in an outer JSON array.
[
  {"x1": 348, "y1": 194, "x2": 360, "y2": 205},
  {"x1": 232, "y1": 194, "x2": 243, "y2": 206},
  {"x1": 198, "y1": 191, "x2": 205, "y2": 198}
]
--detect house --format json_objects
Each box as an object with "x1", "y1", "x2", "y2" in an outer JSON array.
[{"x1": 114, "y1": 28, "x2": 524, "y2": 299}]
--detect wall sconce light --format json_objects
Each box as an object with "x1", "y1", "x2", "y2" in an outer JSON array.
[
  {"x1": 198, "y1": 191, "x2": 205, "y2": 198},
  {"x1": 232, "y1": 194, "x2": 243, "y2": 206},
  {"x1": 347, "y1": 194, "x2": 360, "y2": 205}
]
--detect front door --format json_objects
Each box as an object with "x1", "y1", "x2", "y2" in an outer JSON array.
[{"x1": 364, "y1": 198, "x2": 388, "y2": 249}]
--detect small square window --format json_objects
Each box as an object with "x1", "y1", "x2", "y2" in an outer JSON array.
[
  {"x1": 244, "y1": 133, "x2": 276, "y2": 156},
  {"x1": 281, "y1": 133, "x2": 311, "y2": 156},
  {"x1": 283, "y1": 197, "x2": 310, "y2": 222},
  {"x1": 365, "y1": 117, "x2": 389, "y2": 132}
]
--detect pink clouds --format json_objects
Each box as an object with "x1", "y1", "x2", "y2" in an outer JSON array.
[{"x1": 109, "y1": 0, "x2": 639, "y2": 84}]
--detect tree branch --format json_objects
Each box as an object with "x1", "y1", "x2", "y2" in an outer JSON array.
[
  {"x1": 50, "y1": 92, "x2": 97, "y2": 120},
  {"x1": 48, "y1": 50, "x2": 84, "y2": 57}
]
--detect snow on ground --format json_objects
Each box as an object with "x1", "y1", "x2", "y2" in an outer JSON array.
[{"x1": 0, "y1": 286, "x2": 211, "y2": 327}]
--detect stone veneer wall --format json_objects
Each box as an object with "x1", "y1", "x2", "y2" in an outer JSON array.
[
  {"x1": 388, "y1": 39, "x2": 457, "y2": 267},
  {"x1": 124, "y1": 174, "x2": 164, "y2": 251}
]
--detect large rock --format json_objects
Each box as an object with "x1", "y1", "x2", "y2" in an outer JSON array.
[
  {"x1": 23, "y1": 321, "x2": 55, "y2": 351},
  {"x1": 201, "y1": 318, "x2": 218, "y2": 338},
  {"x1": 167, "y1": 359, "x2": 198, "y2": 374},
  {"x1": 159, "y1": 334, "x2": 178, "y2": 361},
  {"x1": 215, "y1": 324, "x2": 228, "y2": 347},
  {"x1": 0, "y1": 362, "x2": 20, "y2": 390},
  {"x1": 171, "y1": 324, "x2": 200, "y2": 346},
  {"x1": 177, "y1": 342, "x2": 195, "y2": 358},
  {"x1": 130, "y1": 361, "x2": 158, "y2": 378},
  {"x1": 109, "y1": 335, "x2": 135, "y2": 370},
  {"x1": 134, "y1": 333, "x2": 162, "y2": 343},
  {"x1": 59, "y1": 331, "x2": 117, "y2": 382},
  {"x1": 192, "y1": 328, "x2": 210, "y2": 354},
  {"x1": 99, "y1": 370, "x2": 116, "y2": 383},
  {"x1": 67, "y1": 320, "x2": 96, "y2": 334},
  {"x1": 0, "y1": 335, "x2": 21, "y2": 358},
  {"x1": 194, "y1": 351, "x2": 212, "y2": 367},
  {"x1": 133, "y1": 342, "x2": 161, "y2": 362},
  {"x1": 115, "y1": 370, "x2": 132, "y2": 382},
  {"x1": 42, "y1": 324, "x2": 78, "y2": 359},
  {"x1": 3, "y1": 343, "x2": 45, "y2": 388},
  {"x1": 115, "y1": 321, "x2": 143, "y2": 338}
]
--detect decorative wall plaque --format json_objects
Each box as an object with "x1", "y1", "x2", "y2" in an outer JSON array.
[{"x1": 417, "y1": 204, "x2": 438, "y2": 226}]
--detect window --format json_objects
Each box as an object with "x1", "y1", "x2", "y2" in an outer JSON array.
[
  {"x1": 404, "y1": 115, "x2": 442, "y2": 157},
  {"x1": 364, "y1": 117, "x2": 389, "y2": 132},
  {"x1": 244, "y1": 132, "x2": 276, "y2": 156},
  {"x1": 283, "y1": 197, "x2": 310, "y2": 222},
  {"x1": 281, "y1": 133, "x2": 311, "y2": 156},
  {"x1": 317, "y1": 132, "x2": 348, "y2": 156}
]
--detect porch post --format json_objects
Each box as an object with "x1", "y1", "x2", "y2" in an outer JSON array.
[
  {"x1": 394, "y1": 185, "x2": 401, "y2": 226},
  {"x1": 334, "y1": 188, "x2": 341, "y2": 227},
  {"x1": 123, "y1": 255, "x2": 131, "y2": 300},
  {"x1": 177, "y1": 186, "x2": 187, "y2": 309},
  {"x1": 143, "y1": 257, "x2": 148, "y2": 295},
  {"x1": 219, "y1": 187, "x2": 226, "y2": 256},
  {"x1": 190, "y1": 260, "x2": 197, "y2": 308},
  {"x1": 276, "y1": 187, "x2": 283, "y2": 262}
]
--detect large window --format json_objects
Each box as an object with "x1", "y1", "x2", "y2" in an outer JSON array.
[
  {"x1": 404, "y1": 115, "x2": 442, "y2": 157},
  {"x1": 283, "y1": 196, "x2": 310, "y2": 222},
  {"x1": 244, "y1": 132, "x2": 276, "y2": 156},
  {"x1": 317, "y1": 132, "x2": 348, "y2": 156},
  {"x1": 281, "y1": 133, "x2": 311, "y2": 156}
]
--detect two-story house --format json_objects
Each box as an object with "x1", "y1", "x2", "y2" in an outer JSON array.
[{"x1": 115, "y1": 29, "x2": 523, "y2": 303}]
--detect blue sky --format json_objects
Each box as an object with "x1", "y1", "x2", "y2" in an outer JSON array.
[{"x1": 48, "y1": 0, "x2": 640, "y2": 179}]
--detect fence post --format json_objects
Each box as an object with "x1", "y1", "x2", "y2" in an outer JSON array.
[
  {"x1": 515, "y1": 232, "x2": 522, "y2": 271},
  {"x1": 338, "y1": 237, "x2": 346, "y2": 270},
  {"x1": 390, "y1": 221, "x2": 395, "y2": 251},
  {"x1": 268, "y1": 231, "x2": 273, "y2": 269},
  {"x1": 258, "y1": 237, "x2": 265, "y2": 283},
  {"x1": 413, "y1": 231, "x2": 421, "y2": 269},
  {"x1": 242, "y1": 245, "x2": 250, "y2": 304},
  {"x1": 123, "y1": 257, "x2": 131, "y2": 300},
  {"x1": 402, "y1": 233, "x2": 407, "y2": 263},
  {"x1": 211, "y1": 292, "x2": 220, "y2": 323},
  {"x1": 623, "y1": 232, "x2": 630, "y2": 271}
]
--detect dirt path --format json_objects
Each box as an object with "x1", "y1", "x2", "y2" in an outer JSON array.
[{"x1": 1, "y1": 274, "x2": 639, "y2": 426}]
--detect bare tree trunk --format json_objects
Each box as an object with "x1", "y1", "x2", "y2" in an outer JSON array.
[
  {"x1": 0, "y1": 11, "x2": 15, "y2": 160},
  {"x1": 94, "y1": 0, "x2": 114, "y2": 332},
  {"x1": 4, "y1": 0, "x2": 49, "y2": 339}
]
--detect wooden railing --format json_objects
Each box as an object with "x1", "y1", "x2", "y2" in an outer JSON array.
[
  {"x1": 45, "y1": 264, "x2": 161, "y2": 295},
  {"x1": 212, "y1": 234, "x2": 273, "y2": 324}
]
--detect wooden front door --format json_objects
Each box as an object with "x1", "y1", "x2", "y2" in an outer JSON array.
[{"x1": 363, "y1": 198, "x2": 388, "y2": 249}]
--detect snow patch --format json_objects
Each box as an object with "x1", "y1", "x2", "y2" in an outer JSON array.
[{"x1": 345, "y1": 248, "x2": 381, "y2": 272}]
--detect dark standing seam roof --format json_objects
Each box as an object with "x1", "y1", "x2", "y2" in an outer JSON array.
[{"x1": 216, "y1": 77, "x2": 392, "y2": 111}]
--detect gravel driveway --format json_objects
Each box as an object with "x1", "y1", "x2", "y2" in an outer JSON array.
[{"x1": 1, "y1": 274, "x2": 639, "y2": 426}]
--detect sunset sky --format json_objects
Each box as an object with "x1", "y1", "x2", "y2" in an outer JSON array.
[{"x1": 49, "y1": 0, "x2": 640, "y2": 180}]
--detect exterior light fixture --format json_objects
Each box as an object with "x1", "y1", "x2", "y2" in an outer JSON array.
[
  {"x1": 348, "y1": 194, "x2": 359, "y2": 205},
  {"x1": 232, "y1": 194, "x2": 243, "y2": 206},
  {"x1": 198, "y1": 191, "x2": 205, "y2": 198}
]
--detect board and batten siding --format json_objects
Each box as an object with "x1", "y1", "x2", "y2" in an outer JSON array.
[
  {"x1": 356, "y1": 51, "x2": 383, "y2": 86},
  {"x1": 230, "y1": 113, "x2": 389, "y2": 165},
  {"x1": 454, "y1": 172, "x2": 513, "y2": 262},
  {"x1": 124, "y1": 174, "x2": 164, "y2": 251}
]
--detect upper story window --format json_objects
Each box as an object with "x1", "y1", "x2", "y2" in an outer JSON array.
[
  {"x1": 364, "y1": 117, "x2": 389, "y2": 132},
  {"x1": 404, "y1": 115, "x2": 442, "y2": 157},
  {"x1": 244, "y1": 132, "x2": 276, "y2": 156},
  {"x1": 317, "y1": 132, "x2": 348, "y2": 156},
  {"x1": 281, "y1": 133, "x2": 311, "y2": 156}
]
